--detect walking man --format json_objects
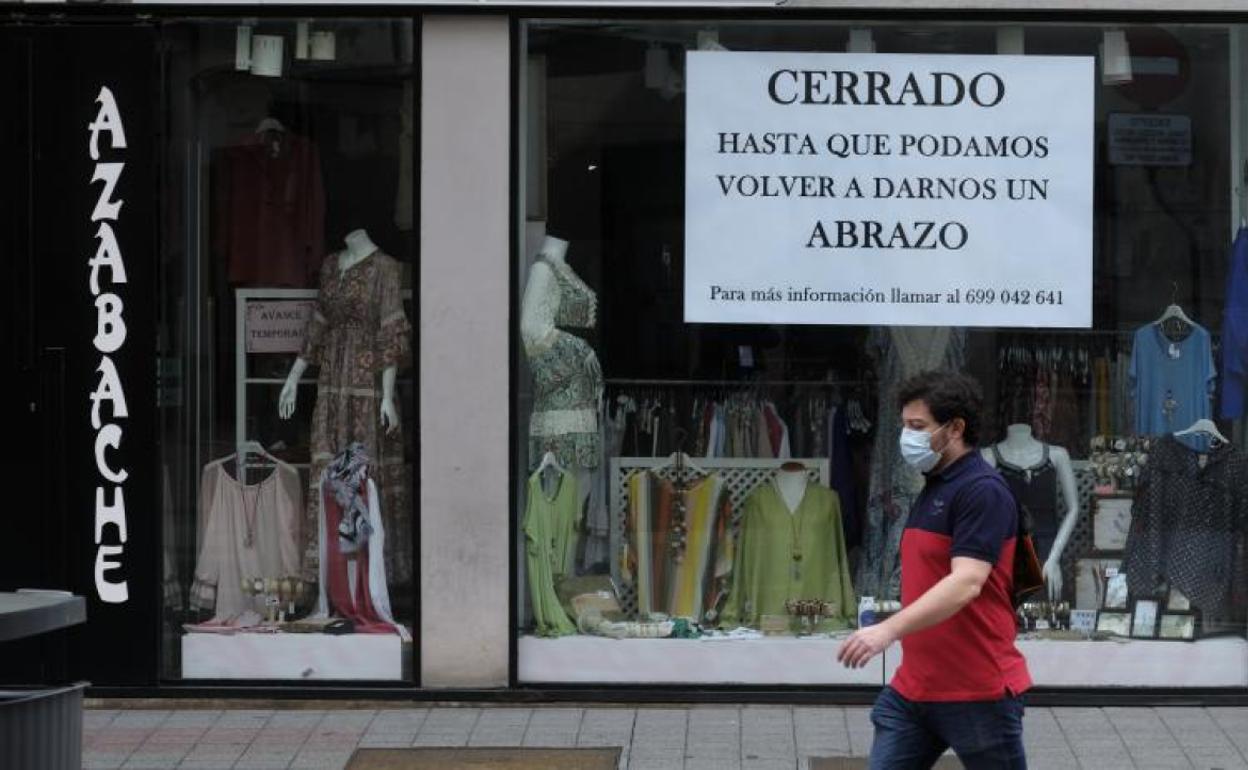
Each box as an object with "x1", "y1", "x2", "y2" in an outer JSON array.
[{"x1": 838, "y1": 370, "x2": 1030, "y2": 769}]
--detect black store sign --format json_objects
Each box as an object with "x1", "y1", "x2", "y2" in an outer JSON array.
[{"x1": 0, "y1": 24, "x2": 158, "y2": 687}]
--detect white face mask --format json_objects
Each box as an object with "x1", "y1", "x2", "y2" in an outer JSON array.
[{"x1": 899, "y1": 423, "x2": 948, "y2": 473}]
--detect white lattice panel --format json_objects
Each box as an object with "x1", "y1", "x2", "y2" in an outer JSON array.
[{"x1": 609, "y1": 457, "x2": 830, "y2": 617}]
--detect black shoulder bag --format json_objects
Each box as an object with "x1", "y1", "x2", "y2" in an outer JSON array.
[{"x1": 1011, "y1": 494, "x2": 1047, "y2": 609}]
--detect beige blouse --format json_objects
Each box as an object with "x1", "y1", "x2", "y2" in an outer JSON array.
[{"x1": 190, "y1": 460, "x2": 303, "y2": 621}]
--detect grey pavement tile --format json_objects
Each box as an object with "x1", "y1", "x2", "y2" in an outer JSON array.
[
  {"x1": 164, "y1": 710, "x2": 224, "y2": 727},
  {"x1": 1129, "y1": 750, "x2": 1194, "y2": 769},
  {"x1": 94, "y1": 726, "x2": 161, "y2": 745},
  {"x1": 233, "y1": 760, "x2": 296, "y2": 770},
  {"x1": 256, "y1": 726, "x2": 314, "y2": 744},
  {"x1": 419, "y1": 707, "x2": 482, "y2": 730},
  {"x1": 524, "y1": 707, "x2": 584, "y2": 747},
  {"x1": 471, "y1": 708, "x2": 534, "y2": 729},
  {"x1": 580, "y1": 710, "x2": 636, "y2": 748},
  {"x1": 217, "y1": 709, "x2": 276, "y2": 726},
  {"x1": 582, "y1": 708, "x2": 638, "y2": 727},
  {"x1": 239, "y1": 746, "x2": 300, "y2": 759},
  {"x1": 269, "y1": 710, "x2": 328, "y2": 727},
  {"x1": 141, "y1": 726, "x2": 210, "y2": 745},
  {"x1": 83, "y1": 754, "x2": 130, "y2": 770},
  {"x1": 1210, "y1": 713, "x2": 1248, "y2": 759},
  {"x1": 412, "y1": 707, "x2": 482, "y2": 747},
  {"x1": 176, "y1": 763, "x2": 241, "y2": 770},
  {"x1": 182, "y1": 744, "x2": 248, "y2": 762},
  {"x1": 470, "y1": 708, "x2": 532, "y2": 746},
  {"x1": 123, "y1": 745, "x2": 191, "y2": 761},
  {"x1": 1185, "y1": 749, "x2": 1248, "y2": 770},
  {"x1": 303, "y1": 729, "x2": 364, "y2": 749},
  {"x1": 86, "y1": 710, "x2": 121, "y2": 728},
  {"x1": 113, "y1": 710, "x2": 173, "y2": 728},
  {"x1": 625, "y1": 759, "x2": 685, "y2": 770},
  {"x1": 122, "y1": 757, "x2": 188, "y2": 770},
  {"x1": 1021, "y1": 754, "x2": 1080, "y2": 770},
  {"x1": 198, "y1": 726, "x2": 262, "y2": 745},
  {"x1": 685, "y1": 741, "x2": 742, "y2": 760},
  {"x1": 848, "y1": 731, "x2": 874, "y2": 758},
  {"x1": 369, "y1": 708, "x2": 429, "y2": 730},
  {"x1": 289, "y1": 748, "x2": 354, "y2": 769},
  {"x1": 845, "y1": 707, "x2": 873, "y2": 731},
  {"x1": 359, "y1": 734, "x2": 416, "y2": 748},
  {"x1": 318, "y1": 709, "x2": 376, "y2": 730},
  {"x1": 85, "y1": 735, "x2": 143, "y2": 750},
  {"x1": 742, "y1": 759, "x2": 799, "y2": 770},
  {"x1": 579, "y1": 734, "x2": 632, "y2": 749},
  {"x1": 632, "y1": 709, "x2": 688, "y2": 752},
  {"x1": 687, "y1": 759, "x2": 743, "y2": 770},
  {"x1": 1065, "y1": 738, "x2": 1132, "y2": 754}
]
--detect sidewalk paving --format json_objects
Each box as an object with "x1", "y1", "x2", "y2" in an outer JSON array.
[{"x1": 83, "y1": 704, "x2": 1248, "y2": 770}]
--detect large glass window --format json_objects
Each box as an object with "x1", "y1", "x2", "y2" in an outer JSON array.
[
  {"x1": 158, "y1": 18, "x2": 418, "y2": 681},
  {"x1": 515, "y1": 19, "x2": 1248, "y2": 689}
]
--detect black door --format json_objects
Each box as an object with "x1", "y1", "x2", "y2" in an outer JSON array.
[{"x1": 0, "y1": 22, "x2": 160, "y2": 688}]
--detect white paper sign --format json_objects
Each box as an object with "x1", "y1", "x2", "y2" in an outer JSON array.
[
  {"x1": 246, "y1": 300, "x2": 316, "y2": 353},
  {"x1": 684, "y1": 51, "x2": 1094, "y2": 327},
  {"x1": 1108, "y1": 113, "x2": 1191, "y2": 167}
]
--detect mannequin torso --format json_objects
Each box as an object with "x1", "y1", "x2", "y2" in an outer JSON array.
[
  {"x1": 775, "y1": 468, "x2": 809, "y2": 514},
  {"x1": 982, "y1": 424, "x2": 1081, "y2": 600},
  {"x1": 338, "y1": 229, "x2": 378, "y2": 275},
  {"x1": 990, "y1": 424, "x2": 1048, "y2": 469}
]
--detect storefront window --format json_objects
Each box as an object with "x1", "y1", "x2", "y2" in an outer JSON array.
[
  {"x1": 515, "y1": 19, "x2": 1248, "y2": 688},
  {"x1": 158, "y1": 18, "x2": 418, "y2": 681}
]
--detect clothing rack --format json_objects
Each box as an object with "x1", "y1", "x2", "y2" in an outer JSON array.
[{"x1": 604, "y1": 378, "x2": 871, "y2": 387}]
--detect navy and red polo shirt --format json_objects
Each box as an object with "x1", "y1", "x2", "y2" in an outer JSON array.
[{"x1": 890, "y1": 450, "x2": 1033, "y2": 702}]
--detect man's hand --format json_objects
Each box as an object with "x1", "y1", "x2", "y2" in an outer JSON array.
[{"x1": 837, "y1": 622, "x2": 898, "y2": 669}]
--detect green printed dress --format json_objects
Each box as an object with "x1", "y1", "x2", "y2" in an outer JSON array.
[{"x1": 523, "y1": 468, "x2": 580, "y2": 636}]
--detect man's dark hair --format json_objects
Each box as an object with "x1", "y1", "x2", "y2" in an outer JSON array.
[{"x1": 896, "y1": 370, "x2": 985, "y2": 446}]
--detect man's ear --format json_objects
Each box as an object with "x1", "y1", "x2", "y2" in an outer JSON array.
[{"x1": 949, "y1": 417, "x2": 967, "y2": 441}]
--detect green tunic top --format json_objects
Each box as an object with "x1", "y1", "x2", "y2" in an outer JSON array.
[
  {"x1": 720, "y1": 480, "x2": 856, "y2": 632},
  {"x1": 523, "y1": 468, "x2": 579, "y2": 636}
]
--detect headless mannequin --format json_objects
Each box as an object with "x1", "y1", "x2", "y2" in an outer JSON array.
[
  {"x1": 520, "y1": 235, "x2": 569, "y2": 354},
  {"x1": 982, "y1": 424, "x2": 1080, "y2": 600},
  {"x1": 278, "y1": 229, "x2": 400, "y2": 433},
  {"x1": 775, "y1": 463, "x2": 809, "y2": 513},
  {"x1": 520, "y1": 235, "x2": 594, "y2": 513}
]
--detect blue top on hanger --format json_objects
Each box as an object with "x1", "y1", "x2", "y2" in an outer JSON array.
[{"x1": 1221, "y1": 227, "x2": 1248, "y2": 420}]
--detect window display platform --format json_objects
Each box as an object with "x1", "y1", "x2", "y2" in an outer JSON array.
[
  {"x1": 182, "y1": 633, "x2": 408, "y2": 681},
  {"x1": 519, "y1": 635, "x2": 883, "y2": 685},
  {"x1": 520, "y1": 635, "x2": 1248, "y2": 688}
]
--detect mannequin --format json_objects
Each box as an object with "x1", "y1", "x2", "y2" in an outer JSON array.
[
  {"x1": 857, "y1": 326, "x2": 966, "y2": 600},
  {"x1": 520, "y1": 235, "x2": 570, "y2": 354},
  {"x1": 520, "y1": 235, "x2": 602, "y2": 550},
  {"x1": 277, "y1": 228, "x2": 413, "y2": 588},
  {"x1": 775, "y1": 461, "x2": 809, "y2": 513},
  {"x1": 982, "y1": 424, "x2": 1080, "y2": 601},
  {"x1": 279, "y1": 229, "x2": 399, "y2": 433}
]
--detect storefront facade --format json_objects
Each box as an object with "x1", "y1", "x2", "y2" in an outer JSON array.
[{"x1": 0, "y1": 1, "x2": 1245, "y2": 703}]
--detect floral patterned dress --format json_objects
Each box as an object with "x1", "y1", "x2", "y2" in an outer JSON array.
[
  {"x1": 300, "y1": 251, "x2": 412, "y2": 587},
  {"x1": 527, "y1": 256, "x2": 603, "y2": 470},
  {"x1": 855, "y1": 327, "x2": 966, "y2": 601}
]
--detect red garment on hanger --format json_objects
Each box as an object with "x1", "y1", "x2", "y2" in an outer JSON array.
[
  {"x1": 212, "y1": 131, "x2": 325, "y2": 288},
  {"x1": 321, "y1": 479, "x2": 398, "y2": 635}
]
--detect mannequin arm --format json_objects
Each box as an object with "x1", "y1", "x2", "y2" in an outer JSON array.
[
  {"x1": 380, "y1": 365, "x2": 399, "y2": 433},
  {"x1": 519, "y1": 261, "x2": 558, "y2": 355},
  {"x1": 1044, "y1": 446, "x2": 1081, "y2": 600},
  {"x1": 278, "y1": 358, "x2": 309, "y2": 419}
]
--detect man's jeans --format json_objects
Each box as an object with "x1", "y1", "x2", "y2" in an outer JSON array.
[{"x1": 868, "y1": 685, "x2": 1027, "y2": 769}]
